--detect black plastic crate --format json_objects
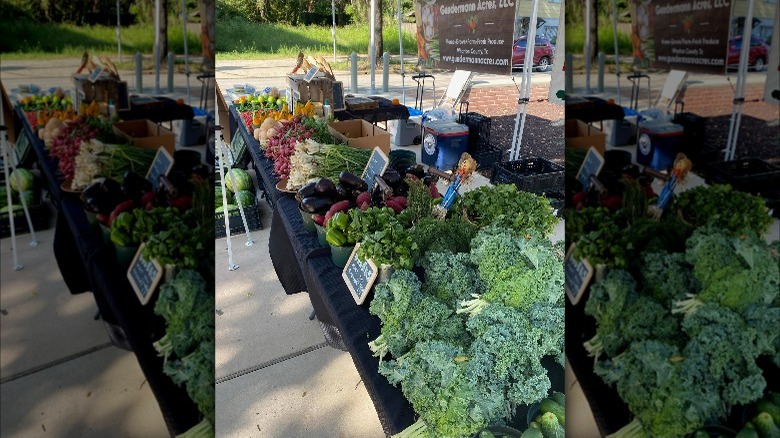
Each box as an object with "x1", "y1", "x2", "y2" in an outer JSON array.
[
  {"x1": 491, "y1": 157, "x2": 565, "y2": 195},
  {"x1": 1, "y1": 202, "x2": 51, "y2": 238},
  {"x1": 460, "y1": 112, "x2": 491, "y2": 153},
  {"x1": 215, "y1": 197, "x2": 263, "y2": 239},
  {"x1": 472, "y1": 145, "x2": 503, "y2": 170},
  {"x1": 705, "y1": 158, "x2": 780, "y2": 196}
]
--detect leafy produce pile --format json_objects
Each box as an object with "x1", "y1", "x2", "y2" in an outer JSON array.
[
  {"x1": 262, "y1": 116, "x2": 337, "y2": 179},
  {"x1": 45, "y1": 115, "x2": 127, "y2": 181},
  {"x1": 153, "y1": 269, "x2": 215, "y2": 438},
  {"x1": 287, "y1": 139, "x2": 372, "y2": 190},
  {"x1": 567, "y1": 182, "x2": 779, "y2": 437},
  {"x1": 372, "y1": 223, "x2": 564, "y2": 437}
]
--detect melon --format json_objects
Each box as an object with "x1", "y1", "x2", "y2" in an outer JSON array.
[
  {"x1": 223, "y1": 169, "x2": 252, "y2": 193},
  {"x1": 234, "y1": 190, "x2": 255, "y2": 207},
  {"x1": 9, "y1": 168, "x2": 34, "y2": 193}
]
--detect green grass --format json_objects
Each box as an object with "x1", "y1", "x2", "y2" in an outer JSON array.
[
  {"x1": 216, "y1": 16, "x2": 417, "y2": 60},
  {"x1": 0, "y1": 17, "x2": 201, "y2": 59},
  {"x1": 565, "y1": 21, "x2": 632, "y2": 56}
]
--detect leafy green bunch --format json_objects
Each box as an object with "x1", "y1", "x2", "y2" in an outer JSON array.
[{"x1": 460, "y1": 184, "x2": 558, "y2": 237}]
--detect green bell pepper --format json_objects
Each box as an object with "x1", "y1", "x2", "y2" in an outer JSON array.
[
  {"x1": 115, "y1": 211, "x2": 134, "y2": 232},
  {"x1": 332, "y1": 212, "x2": 350, "y2": 231},
  {"x1": 326, "y1": 228, "x2": 347, "y2": 247},
  {"x1": 110, "y1": 228, "x2": 132, "y2": 247}
]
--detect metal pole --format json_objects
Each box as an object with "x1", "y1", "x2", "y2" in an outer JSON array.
[
  {"x1": 509, "y1": 0, "x2": 540, "y2": 161},
  {"x1": 597, "y1": 52, "x2": 605, "y2": 93},
  {"x1": 167, "y1": 52, "x2": 175, "y2": 93},
  {"x1": 331, "y1": 0, "x2": 337, "y2": 63},
  {"x1": 350, "y1": 52, "x2": 358, "y2": 93},
  {"x1": 398, "y1": 0, "x2": 405, "y2": 105},
  {"x1": 726, "y1": 0, "x2": 755, "y2": 161},
  {"x1": 154, "y1": 0, "x2": 161, "y2": 94},
  {"x1": 585, "y1": 0, "x2": 591, "y2": 93},
  {"x1": 116, "y1": 0, "x2": 122, "y2": 62},
  {"x1": 182, "y1": 0, "x2": 191, "y2": 106},
  {"x1": 135, "y1": 52, "x2": 143, "y2": 93},
  {"x1": 370, "y1": 0, "x2": 376, "y2": 94},
  {"x1": 382, "y1": 52, "x2": 390, "y2": 92},
  {"x1": 565, "y1": 52, "x2": 573, "y2": 92},
  {"x1": 611, "y1": 0, "x2": 622, "y2": 105}
]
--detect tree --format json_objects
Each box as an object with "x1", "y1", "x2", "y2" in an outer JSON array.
[
  {"x1": 369, "y1": 0, "x2": 383, "y2": 64},
  {"x1": 199, "y1": 0, "x2": 215, "y2": 70},
  {"x1": 586, "y1": 0, "x2": 598, "y2": 63}
]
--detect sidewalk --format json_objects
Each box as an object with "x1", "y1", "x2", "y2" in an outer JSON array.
[{"x1": 1, "y1": 56, "x2": 208, "y2": 436}]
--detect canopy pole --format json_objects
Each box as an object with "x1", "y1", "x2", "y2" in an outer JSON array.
[
  {"x1": 182, "y1": 0, "x2": 191, "y2": 106},
  {"x1": 611, "y1": 0, "x2": 621, "y2": 105},
  {"x1": 398, "y1": 0, "x2": 405, "y2": 105},
  {"x1": 725, "y1": 0, "x2": 754, "y2": 161},
  {"x1": 331, "y1": 0, "x2": 337, "y2": 63},
  {"x1": 509, "y1": 0, "x2": 540, "y2": 161},
  {"x1": 370, "y1": 0, "x2": 377, "y2": 94}
]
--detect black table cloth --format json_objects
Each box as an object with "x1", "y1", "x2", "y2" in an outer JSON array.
[
  {"x1": 16, "y1": 106, "x2": 201, "y2": 436},
  {"x1": 118, "y1": 96, "x2": 194, "y2": 123},
  {"x1": 335, "y1": 97, "x2": 410, "y2": 124},
  {"x1": 565, "y1": 95, "x2": 625, "y2": 123}
]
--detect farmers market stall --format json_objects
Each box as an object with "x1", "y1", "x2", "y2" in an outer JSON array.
[
  {"x1": 564, "y1": 141, "x2": 780, "y2": 436},
  {"x1": 223, "y1": 96, "x2": 567, "y2": 436},
  {"x1": 7, "y1": 85, "x2": 215, "y2": 436}
]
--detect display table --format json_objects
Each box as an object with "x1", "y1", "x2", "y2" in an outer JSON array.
[
  {"x1": 15, "y1": 106, "x2": 202, "y2": 436},
  {"x1": 335, "y1": 96, "x2": 410, "y2": 124},
  {"x1": 118, "y1": 96, "x2": 195, "y2": 123}
]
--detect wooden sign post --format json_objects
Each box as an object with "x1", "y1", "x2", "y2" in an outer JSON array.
[
  {"x1": 127, "y1": 243, "x2": 164, "y2": 305},
  {"x1": 342, "y1": 243, "x2": 379, "y2": 305},
  {"x1": 361, "y1": 147, "x2": 389, "y2": 192},
  {"x1": 565, "y1": 243, "x2": 594, "y2": 305}
]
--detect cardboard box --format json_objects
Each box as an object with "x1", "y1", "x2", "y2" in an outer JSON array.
[
  {"x1": 328, "y1": 119, "x2": 391, "y2": 155},
  {"x1": 113, "y1": 119, "x2": 176, "y2": 155},
  {"x1": 565, "y1": 119, "x2": 606, "y2": 154}
]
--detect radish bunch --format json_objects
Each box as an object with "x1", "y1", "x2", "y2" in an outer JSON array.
[
  {"x1": 49, "y1": 117, "x2": 100, "y2": 180},
  {"x1": 264, "y1": 117, "x2": 315, "y2": 180}
]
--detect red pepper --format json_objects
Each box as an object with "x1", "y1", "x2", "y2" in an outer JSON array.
[
  {"x1": 109, "y1": 200, "x2": 135, "y2": 226},
  {"x1": 169, "y1": 195, "x2": 192, "y2": 212},
  {"x1": 429, "y1": 183, "x2": 440, "y2": 199},
  {"x1": 141, "y1": 191, "x2": 155, "y2": 206},
  {"x1": 385, "y1": 200, "x2": 403, "y2": 213}
]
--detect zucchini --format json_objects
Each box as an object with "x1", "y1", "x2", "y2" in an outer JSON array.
[
  {"x1": 550, "y1": 391, "x2": 565, "y2": 407},
  {"x1": 540, "y1": 398, "x2": 565, "y2": 425}
]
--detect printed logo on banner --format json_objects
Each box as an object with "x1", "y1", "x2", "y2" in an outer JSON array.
[
  {"x1": 415, "y1": 0, "x2": 517, "y2": 75},
  {"x1": 630, "y1": 0, "x2": 731, "y2": 73}
]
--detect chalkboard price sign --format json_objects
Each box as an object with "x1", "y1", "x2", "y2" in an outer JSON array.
[
  {"x1": 14, "y1": 130, "x2": 31, "y2": 164},
  {"x1": 565, "y1": 243, "x2": 594, "y2": 305},
  {"x1": 229, "y1": 130, "x2": 247, "y2": 164},
  {"x1": 576, "y1": 146, "x2": 605, "y2": 190},
  {"x1": 146, "y1": 147, "x2": 174, "y2": 189},
  {"x1": 127, "y1": 243, "x2": 164, "y2": 305},
  {"x1": 342, "y1": 243, "x2": 378, "y2": 305},
  {"x1": 303, "y1": 66, "x2": 320, "y2": 83},
  {"x1": 331, "y1": 81, "x2": 345, "y2": 111},
  {"x1": 361, "y1": 147, "x2": 389, "y2": 192}
]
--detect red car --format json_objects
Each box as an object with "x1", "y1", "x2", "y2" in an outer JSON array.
[
  {"x1": 512, "y1": 36, "x2": 555, "y2": 71},
  {"x1": 727, "y1": 36, "x2": 769, "y2": 71}
]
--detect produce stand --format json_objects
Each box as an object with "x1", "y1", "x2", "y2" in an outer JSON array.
[
  {"x1": 12, "y1": 105, "x2": 204, "y2": 436},
  {"x1": 230, "y1": 101, "x2": 566, "y2": 436}
]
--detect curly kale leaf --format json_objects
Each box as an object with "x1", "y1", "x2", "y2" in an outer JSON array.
[
  {"x1": 418, "y1": 251, "x2": 483, "y2": 308},
  {"x1": 639, "y1": 251, "x2": 698, "y2": 305}
]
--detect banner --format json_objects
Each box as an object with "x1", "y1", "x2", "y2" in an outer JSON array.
[
  {"x1": 631, "y1": 0, "x2": 731, "y2": 73},
  {"x1": 415, "y1": 0, "x2": 517, "y2": 75}
]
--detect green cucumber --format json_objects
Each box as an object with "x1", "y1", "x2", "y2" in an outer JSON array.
[{"x1": 540, "y1": 398, "x2": 565, "y2": 425}]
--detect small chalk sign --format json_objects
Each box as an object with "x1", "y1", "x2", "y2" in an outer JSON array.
[
  {"x1": 576, "y1": 146, "x2": 605, "y2": 190},
  {"x1": 88, "y1": 66, "x2": 104, "y2": 83},
  {"x1": 331, "y1": 81, "x2": 345, "y2": 111},
  {"x1": 14, "y1": 130, "x2": 31, "y2": 165},
  {"x1": 229, "y1": 129, "x2": 247, "y2": 164},
  {"x1": 565, "y1": 243, "x2": 594, "y2": 305},
  {"x1": 146, "y1": 147, "x2": 174, "y2": 190},
  {"x1": 303, "y1": 66, "x2": 320, "y2": 83},
  {"x1": 361, "y1": 147, "x2": 389, "y2": 192},
  {"x1": 342, "y1": 243, "x2": 379, "y2": 305},
  {"x1": 127, "y1": 243, "x2": 163, "y2": 305}
]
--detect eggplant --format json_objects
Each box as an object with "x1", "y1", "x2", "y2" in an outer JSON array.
[
  {"x1": 122, "y1": 171, "x2": 152, "y2": 193},
  {"x1": 100, "y1": 178, "x2": 122, "y2": 196},
  {"x1": 382, "y1": 169, "x2": 401, "y2": 187},
  {"x1": 394, "y1": 180, "x2": 410, "y2": 197},
  {"x1": 405, "y1": 164, "x2": 425, "y2": 179},
  {"x1": 339, "y1": 171, "x2": 366, "y2": 191},
  {"x1": 335, "y1": 184, "x2": 352, "y2": 201},
  {"x1": 85, "y1": 196, "x2": 115, "y2": 215},
  {"x1": 314, "y1": 178, "x2": 337, "y2": 197},
  {"x1": 190, "y1": 164, "x2": 211, "y2": 179},
  {"x1": 80, "y1": 181, "x2": 103, "y2": 203},
  {"x1": 297, "y1": 182, "x2": 317, "y2": 202},
  {"x1": 300, "y1": 196, "x2": 332, "y2": 214}
]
